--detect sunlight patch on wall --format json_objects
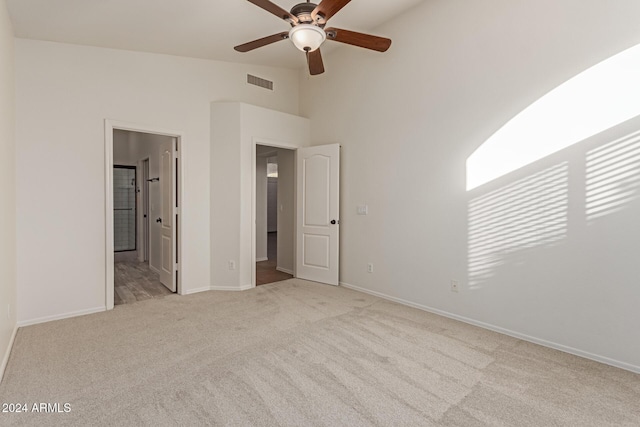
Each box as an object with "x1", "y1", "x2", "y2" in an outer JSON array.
[
  {"x1": 586, "y1": 130, "x2": 640, "y2": 221},
  {"x1": 468, "y1": 163, "x2": 568, "y2": 289},
  {"x1": 467, "y1": 43, "x2": 640, "y2": 191}
]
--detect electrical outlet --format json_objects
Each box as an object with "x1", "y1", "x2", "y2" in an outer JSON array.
[
  {"x1": 451, "y1": 280, "x2": 459, "y2": 292},
  {"x1": 228, "y1": 261, "x2": 236, "y2": 270},
  {"x1": 367, "y1": 263, "x2": 374, "y2": 273}
]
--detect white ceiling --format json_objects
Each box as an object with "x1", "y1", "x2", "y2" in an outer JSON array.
[{"x1": 6, "y1": 0, "x2": 424, "y2": 69}]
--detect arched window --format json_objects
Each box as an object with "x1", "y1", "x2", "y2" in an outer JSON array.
[{"x1": 467, "y1": 43, "x2": 640, "y2": 191}]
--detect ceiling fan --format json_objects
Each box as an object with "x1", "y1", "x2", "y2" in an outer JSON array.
[{"x1": 234, "y1": 0, "x2": 392, "y2": 75}]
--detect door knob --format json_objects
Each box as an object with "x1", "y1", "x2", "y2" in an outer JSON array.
[
  {"x1": 156, "y1": 217, "x2": 162, "y2": 223},
  {"x1": 331, "y1": 219, "x2": 337, "y2": 225}
]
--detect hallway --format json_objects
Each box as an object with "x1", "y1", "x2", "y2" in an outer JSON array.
[{"x1": 256, "y1": 232, "x2": 293, "y2": 285}]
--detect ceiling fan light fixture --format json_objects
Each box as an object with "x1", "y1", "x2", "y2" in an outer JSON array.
[{"x1": 289, "y1": 24, "x2": 326, "y2": 52}]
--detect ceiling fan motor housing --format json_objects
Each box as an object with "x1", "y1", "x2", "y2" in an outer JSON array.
[{"x1": 290, "y1": 2, "x2": 320, "y2": 23}]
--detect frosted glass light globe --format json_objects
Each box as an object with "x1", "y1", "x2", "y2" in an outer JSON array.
[{"x1": 289, "y1": 24, "x2": 326, "y2": 52}]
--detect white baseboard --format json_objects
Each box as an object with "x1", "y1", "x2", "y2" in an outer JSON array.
[
  {"x1": 210, "y1": 284, "x2": 254, "y2": 291},
  {"x1": 276, "y1": 266, "x2": 294, "y2": 275},
  {"x1": 17, "y1": 306, "x2": 106, "y2": 328},
  {"x1": 182, "y1": 286, "x2": 212, "y2": 295},
  {"x1": 185, "y1": 284, "x2": 255, "y2": 294},
  {"x1": 256, "y1": 257, "x2": 268, "y2": 262},
  {"x1": 339, "y1": 281, "x2": 640, "y2": 374},
  {"x1": 0, "y1": 325, "x2": 18, "y2": 383},
  {"x1": 149, "y1": 264, "x2": 161, "y2": 275}
]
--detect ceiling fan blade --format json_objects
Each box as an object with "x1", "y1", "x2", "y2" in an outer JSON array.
[
  {"x1": 307, "y1": 49, "x2": 325, "y2": 75},
  {"x1": 325, "y1": 27, "x2": 391, "y2": 52},
  {"x1": 234, "y1": 32, "x2": 289, "y2": 53},
  {"x1": 246, "y1": 0, "x2": 298, "y2": 24},
  {"x1": 311, "y1": 0, "x2": 351, "y2": 23}
]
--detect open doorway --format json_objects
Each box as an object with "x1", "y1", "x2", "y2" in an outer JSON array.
[
  {"x1": 108, "y1": 126, "x2": 181, "y2": 306},
  {"x1": 255, "y1": 145, "x2": 295, "y2": 285}
]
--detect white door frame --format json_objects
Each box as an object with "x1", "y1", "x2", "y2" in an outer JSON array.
[
  {"x1": 251, "y1": 137, "x2": 299, "y2": 288},
  {"x1": 104, "y1": 119, "x2": 185, "y2": 310}
]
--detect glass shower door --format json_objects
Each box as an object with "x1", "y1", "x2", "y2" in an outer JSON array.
[{"x1": 113, "y1": 166, "x2": 136, "y2": 252}]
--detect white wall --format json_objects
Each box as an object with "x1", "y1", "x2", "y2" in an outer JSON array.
[
  {"x1": 267, "y1": 178, "x2": 277, "y2": 233},
  {"x1": 211, "y1": 102, "x2": 310, "y2": 290},
  {"x1": 0, "y1": 0, "x2": 16, "y2": 379},
  {"x1": 255, "y1": 155, "x2": 268, "y2": 261},
  {"x1": 300, "y1": 0, "x2": 640, "y2": 371},
  {"x1": 15, "y1": 40, "x2": 300, "y2": 323},
  {"x1": 275, "y1": 148, "x2": 295, "y2": 274},
  {"x1": 113, "y1": 129, "x2": 172, "y2": 167}
]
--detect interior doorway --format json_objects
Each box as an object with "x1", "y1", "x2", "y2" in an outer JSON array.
[
  {"x1": 112, "y1": 130, "x2": 177, "y2": 305},
  {"x1": 105, "y1": 121, "x2": 183, "y2": 310},
  {"x1": 255, "y1": 144, "x2": 295, "y2": 285}
]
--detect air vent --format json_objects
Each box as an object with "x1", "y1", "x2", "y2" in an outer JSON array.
[{"x1": 247, "y1": 74, "x2": 274, "y2": 91}]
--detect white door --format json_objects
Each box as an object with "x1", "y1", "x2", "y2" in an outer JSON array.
[
  {"x1": 159, "y1": 139, "x2": 177, "y2": 292},
  {"x1": 296, "y1": 144, "x2": 340, "y2": 285}
]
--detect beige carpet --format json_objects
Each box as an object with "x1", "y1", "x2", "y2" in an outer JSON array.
[{"x1": 0, "y1": 279, "x2": 638, "y2": 426}]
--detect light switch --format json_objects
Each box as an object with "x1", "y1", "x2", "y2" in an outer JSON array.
[{"x1": 357, "y1": 205, "x2": 368, "y2": 215}]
